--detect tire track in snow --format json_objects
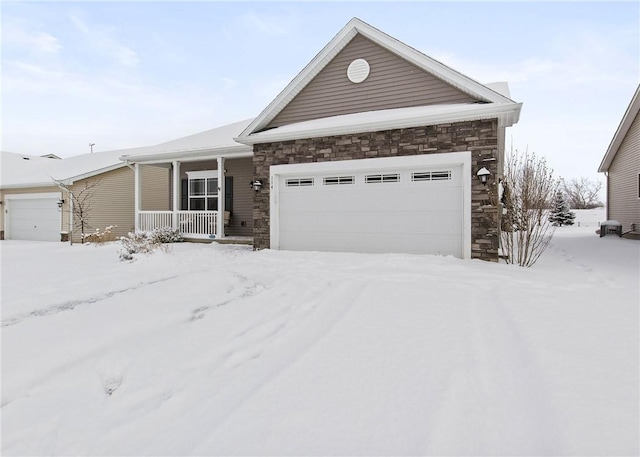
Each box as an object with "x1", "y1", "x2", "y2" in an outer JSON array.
[
  {"x1": 2, "y1": 275, "x2": 179, "y2": 327},
  {"x1": 424, "y1": 288, "x2": 563, "y2": 455},
  {"x1": 144, "y1": 280, "x2": 367, "y2": 455}
]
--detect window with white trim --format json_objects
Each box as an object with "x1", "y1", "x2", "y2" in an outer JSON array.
[
  {"x1": 365, "y1": 173, "x2": 400, "y2": 184},
  {"x1": 323, "y1": 176, "x2": 355, "y2": 185},
  {"x1": 186, "y1": 171, "x2": 218, "y2": 210},
  {"x1": 412, "y1": 170, "x2": 452, "y2": 182},
  {"x1": 286, "y1": 178, "x2": 314, "y2": 187}
]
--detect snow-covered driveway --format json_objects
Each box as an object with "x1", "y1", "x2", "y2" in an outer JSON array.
[{"x1": 1, "y1": 225, "x2": 638, "y2": 455}]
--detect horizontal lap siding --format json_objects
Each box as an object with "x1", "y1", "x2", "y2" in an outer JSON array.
[
  {"x1": 69, "y1": 167, "x2": 134, "y2": 243},
  {"x1": 609, "y1": 111, "x2": 640, "y2": 232},
  {"x1": 141, "y1": 165, "x2": 171, "y2": 211},
  {"x1": 266, "y1": 34, "x2": 478, "y2": 129}
]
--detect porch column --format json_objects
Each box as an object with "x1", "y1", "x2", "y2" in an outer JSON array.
[
  {"x1": 134, "y1": 163, "x2": 141, "y2": 231},
  {"x1": 217, "y1": 157, "x2": 225, "y2": 239},
  {"x1": 172, "y1": 161, "x2": 180, "y2": 231}
]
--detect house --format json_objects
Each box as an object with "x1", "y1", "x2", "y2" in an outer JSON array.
[
  {"x1": 124, "y1": 18, "x2": 521, "y2": 261},
  {"x1": 598, "y1": 84, "x2": 640, "y2": 236},
  {"x1": 0, "y1": 149, "x2": 169, "y2": 243}
]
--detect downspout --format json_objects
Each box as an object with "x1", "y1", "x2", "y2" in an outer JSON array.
[{"x1": 55, "y1": 181, "x2": 73, "y2": 245}]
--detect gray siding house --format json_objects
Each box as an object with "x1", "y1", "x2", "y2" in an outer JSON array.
[
  {"x1": 123, "y1": 18, "x2": 522, "y2": 261},
  {"x1": 599, "y1": 84, "x2": 640, "y2": 235}
]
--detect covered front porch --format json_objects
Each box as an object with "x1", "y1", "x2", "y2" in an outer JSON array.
[{"x1": 131, "y1": 155, "x2": 255, "y2": 241}]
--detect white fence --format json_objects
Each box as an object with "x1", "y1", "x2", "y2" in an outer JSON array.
[{"x1": 138, "y1": 211, "x2": 219, "y2": 239}]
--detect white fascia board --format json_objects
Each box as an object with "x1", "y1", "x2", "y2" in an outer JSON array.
[
  {"x1": 238, "y1": 18, "x2": 516, "y2": 139},
  {"x1": 120, "y1": 146, "x2": 253, "y2": 164},
  {"x1": 1, "y1": 182, "x2": 59, "y2": 190},
  {"x1": 239, "y1": 102, "x2": 522, "y2": 145},
  {"x1": 352, "y1": 20, "x2": 514, "y2": 105},
  {"x1": 598, "y1": 84, "x2": 640, "y2": 172},
  {"x1": 238, "y1": 25, "x2": 359, "y2": 139}
]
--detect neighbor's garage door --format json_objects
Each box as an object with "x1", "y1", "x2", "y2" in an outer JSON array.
[
  {"x1": 6, "y1": 194, "x2": 61, "y2": 241},
  {"x1": 272, "y1": 155, "x2": 469, "y2": 257}
]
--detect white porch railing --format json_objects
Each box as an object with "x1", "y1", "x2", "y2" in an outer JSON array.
[
  {"x1": 178, "y1": 211, "x2": 218, "y2": 239},
  {"x1": 139, "y1": 211, "x2": 173, "y2": 232},
  {"x1": 138, "y1": 210, "x2": 219, "y2": 239}
]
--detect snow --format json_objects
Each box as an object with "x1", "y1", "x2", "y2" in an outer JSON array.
[
  {"x1": 241, "y1": 103, "x2": 520, "y2": 144},
  {"x1": 1, "y1": 208, "x2": 638, "y2": 456},
  {"x1": 1, "y1": 119, "x2": 254, "y2": 187}
]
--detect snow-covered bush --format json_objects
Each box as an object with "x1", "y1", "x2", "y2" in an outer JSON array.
[
  {"x1": 85, "y1": 225, "x2": 118, "y2": 244},
  {"x1": 119, "y1": 228, "x2": 182, "y2": 261},
  {"x1": 149, "y1": 227, "x2": 183, "y2": 244},
  {"x1": 549, "y1": 191, "x2": 576, "y2": 227}
]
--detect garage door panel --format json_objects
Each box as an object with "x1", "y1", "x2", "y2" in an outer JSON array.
[
  {"x1": 280, "y1": 187, "x2": 462, "y2": 213},
  {"x1": 280, "y1": 231, "x2": 462, "y2": 257},
  {"x1": 279, "y1": 210, "x2": 462, "y2": 235},
  {"x1": 274, "y1": 158, "x2": 466, "y2": 257},
  {"x1": 7, "y1": 196, "x2": 60, "y2": 241}
]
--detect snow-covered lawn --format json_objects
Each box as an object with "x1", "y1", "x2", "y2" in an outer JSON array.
[{"x1": 1, "y1": 209, "x2": 638, "y2": 456}]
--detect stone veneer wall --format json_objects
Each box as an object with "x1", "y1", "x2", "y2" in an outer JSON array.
[{"x1": 253, "y1": 119, "x2": 501, "y2": 261}]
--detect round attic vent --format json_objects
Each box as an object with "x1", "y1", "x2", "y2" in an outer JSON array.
[{"x1": 347, "y1": 58, "x2": 370, "y2": 83}]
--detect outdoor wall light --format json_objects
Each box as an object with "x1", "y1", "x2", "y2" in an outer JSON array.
[
  {"x1": 57, "y1": 199, "x2": 65, "y2": 208},
  {"x1": 476, "y1": 167, "x2": 491, "y2": 185},
  {"x1": 250, "y1": 180, "x2": 263, "y2": 192}
]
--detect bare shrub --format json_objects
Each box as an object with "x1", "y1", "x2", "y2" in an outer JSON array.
[
  {"x1": 562, "y1": 177, "x2": 604, "y2": 209},
  {"x1": 54, "y1": 179, "x2": 101, "y2": 244},
  {"x1": 501, "y1": 147, "x2": 559, "y2": 267}
]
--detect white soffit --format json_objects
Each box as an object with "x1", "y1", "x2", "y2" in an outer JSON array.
[{"x1": 237, "y1": 17, "x2": 518, "y2": 140}]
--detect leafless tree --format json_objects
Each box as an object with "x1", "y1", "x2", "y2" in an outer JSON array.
[
  {"x1": 54, "y1": 179, "x2": 101, "y2": 244},
  {"x1": 562, "y1": 177, "x2": 604, "y2": 209},
  {"x1": 500, "y1": 147, "x2": 559, "y2": 267}
]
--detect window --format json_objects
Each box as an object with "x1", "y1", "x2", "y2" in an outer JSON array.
[
  {"x1": 365, "y1": 173, "x2": 400, "y2": 184},
  {"x1": 181, "y1": 176, "x2": 233, "y2": 211},
  {"x1": 286, "y1": 178, "x2": 314, "y2": 187},
  {"x1": 411, "y1": 170, "x2": 452, "y2": 182},
  {"x1": 323, "y1": 176, "x2": 355, "y2": 185}
]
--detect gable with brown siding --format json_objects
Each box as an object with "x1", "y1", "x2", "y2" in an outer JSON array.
[{"x1": 266, "y1": 33, "x2": 479, "y2": 130}]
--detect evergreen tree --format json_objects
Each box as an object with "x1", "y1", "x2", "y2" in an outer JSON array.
[{"x1": 549, "y1": 190, "x2": 575, "y2": 226}]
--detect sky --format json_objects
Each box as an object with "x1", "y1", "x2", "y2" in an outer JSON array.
[{"x1": 2, "y1": 1, "x2": 639, "y2": 184}]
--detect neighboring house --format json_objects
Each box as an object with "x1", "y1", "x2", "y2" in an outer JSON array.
[
  {"x1": 122, "y1": 18, "x2": 521, "y2": 261},
  {"x1": 598, "y1": 84, "x2": 640, "y2": 236},
  {"x1": 1, "y1": 150, "x2": 169, "y2": 243}
]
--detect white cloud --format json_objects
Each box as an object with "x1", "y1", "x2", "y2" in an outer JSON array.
[
  {"x1": 68, "y1": 12, "x2": 139, "y2": 68},
  {"x1": 2, "y1": 21, "x2": 62, "y2": 54},
  {"x1": 237, "y1": 10, "x2": 298, "y2": 36}
]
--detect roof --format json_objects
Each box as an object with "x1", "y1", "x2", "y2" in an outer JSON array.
[
  {"x1": 599, "y1": 84, "x2": 640, "y2": 172},
  {"x1": 120, "y1": 118, "x2": 254, "y2": 163},
  {"x1": 237, "y1": 17, "x2": 521, "y2": 143},
  {"x1": 1, "y1": 119, "x2": 255, "y2": 188},
  {"x1": 240, "y1": 103, "x2": 520, "y2": 145},
  {"x1": 0, "y1": 149, "x2": 134, "y2": 188}
]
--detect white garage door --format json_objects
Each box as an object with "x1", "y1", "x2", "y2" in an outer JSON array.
[
  {"x1": 6, "y1": 194, "x2": 61, "y2": 241},
  {"x1": 271, "y1": 153, "x2": 471, "y2": 257}
]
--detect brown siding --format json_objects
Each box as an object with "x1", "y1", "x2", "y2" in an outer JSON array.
[
  {"x1": 253, "y1": 119, "x2": 501, "y2": 261},
  {"x1": 608, "y1": 110, "x2": 640, "y2": 232},
  {"x1": 68, "y1": 167, "x2": 134, "y2": 243},
  {"x1": 141, "y1": 164, "x2": 171, "y2": 211},
  {"x1": 266, "y1": 34, "x2": 478, "y2": 129},
  {"x1": 0, "y1": 186, "x2": 63, "y2": 240}
]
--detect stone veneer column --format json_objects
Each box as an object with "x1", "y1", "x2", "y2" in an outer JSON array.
[{"x1": 253, "y1": 119, "x2": 501, "y2": 261}]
